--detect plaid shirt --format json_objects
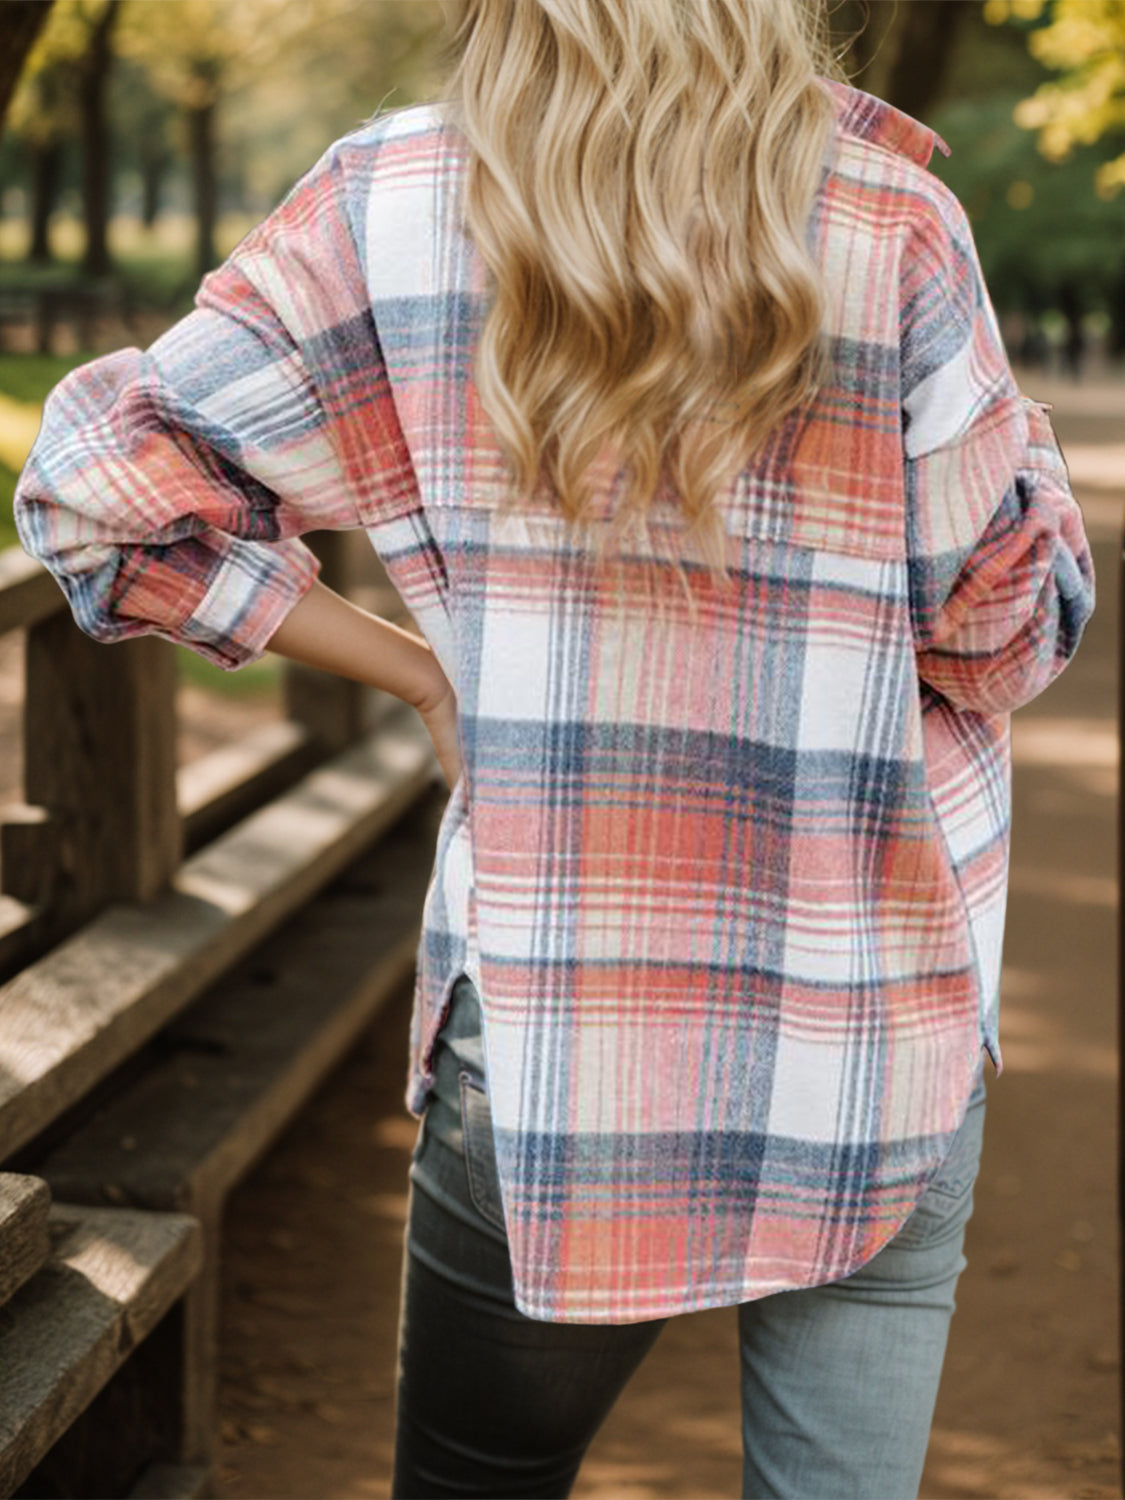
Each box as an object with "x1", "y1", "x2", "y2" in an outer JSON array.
[{"x1": 14, "y1": 79, "x2": 1095, "y2": 1323}]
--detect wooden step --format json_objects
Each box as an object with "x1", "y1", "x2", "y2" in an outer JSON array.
[
  {"x1": 0, "y1": 1175, "x2": 50, "y2": 1309},
  {"x1": 0, "y1": 1202, "x2": 202, "y2": 1497}
]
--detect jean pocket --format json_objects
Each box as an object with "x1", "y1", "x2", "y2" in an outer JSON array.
[
  {"x1": 925, "y1": 1078, "x2": 987, "y2": 1202},
  {"x1": 410, "y1": 1112, "x2": 427, "y2": 1165},
  {"x1": 885, "y1": 1082, "x2": 988, "y2": 1250},
  {"x1": 891, "y1": 1091, "x2": 987, "y2": 1262},
  {"x1": 459, "y1": 1069, "x2": 507, "y2": 1235}
]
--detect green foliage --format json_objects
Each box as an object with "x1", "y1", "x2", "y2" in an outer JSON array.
[
  {"x1": 984, "y1": 0, "x2": 1125, "y2": 198},
  {"x1": 113, "y1": 249, "x2": 197, "y2": 314},
  {"x1": 0, "y1": 350, "x2": 89, "y2": 403},
  {"x1": 8, "y1": 0, "x2": 118, "y2": 145},
  {"x1": 933, "y1": 1, "x2": 1053, "y2": 100},
  {"x1": 0, "y1": 463, "x2": 19, "y2": 539},
  {"x1": 3, "y1": 0, "x2": 1120, "y2": 352},
  {"x1": 0, "y1": 234, "x2": 234, "y2": 316},
  {"x1": 177, "y1": 645, "x2": 281, "y2": 697},
  {"x1": 0, "y1": 259, "x2": 87, "y2": 293},
  {"x1": 931, "y1": 90, "x2": 1125, "y2": 308}
]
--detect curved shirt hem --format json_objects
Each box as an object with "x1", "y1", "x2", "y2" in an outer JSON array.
[{"x1": 502, "y1": 1037, "x2": 991, "y2": 1326}]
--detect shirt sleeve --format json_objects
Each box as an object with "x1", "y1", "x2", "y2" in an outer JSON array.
[
  {"x1": 13, "y1": 134, "x2": 417, "y2": 672},
  {"x1": 899, "y1": 179, "x2": 1095, "y2": 716}
]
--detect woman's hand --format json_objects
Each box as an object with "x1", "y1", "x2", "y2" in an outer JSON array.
[{"x1": 414, "y1": 674, "x2": 463, "y2": 794}]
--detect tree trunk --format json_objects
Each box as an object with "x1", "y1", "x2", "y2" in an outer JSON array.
[
  {"x1": 829, "y1": 0, "x2": 965, "y2": 123},
  {"x1": 80, "y1": 0, "x2": 122, "y2": 278},
  {"x1": 830, "y1": 3, "x2": 905, "y2": 101},
  {"x1": 27, "y1": 140, "x2": 62, "y2": 264},
  {"x1": 0, "y1": 1, "x2": 55, "y2": 135},
  {"x1": 188, "y1": 98, "x2": 218, "y2": 282},
  {"x1": 139, "y1": 144, "x2": 166, "y2": 229},
  {"x1": 882, "y1": 1, "x2": 967, "y2": 123}
]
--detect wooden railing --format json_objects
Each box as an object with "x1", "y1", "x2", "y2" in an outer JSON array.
[
  {"x1": 0, "y1": 281, "x2": 135, "y2": 358},
  {"x1": 0, "y1": 530, "x2": 446, "y2": 1499}
]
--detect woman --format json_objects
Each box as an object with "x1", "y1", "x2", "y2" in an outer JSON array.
[{"x1": 14, "y1": 1, "x2": 1095, "y2": 1496}]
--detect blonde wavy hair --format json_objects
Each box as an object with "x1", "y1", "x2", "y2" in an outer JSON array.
[{"x1": 433, "y1": 0, "x2": 848, "y2": 617}]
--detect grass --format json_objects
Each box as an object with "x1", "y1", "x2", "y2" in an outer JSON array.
[
  {"x1": 178, "y1": 645, "x2": 282, "y2": 697},
  {"x1": 0, "y1": 463, "x2": 17, "y2": 546},
  {"x1": 0, "y1": 352, "x2": 91, "y2": 405}
]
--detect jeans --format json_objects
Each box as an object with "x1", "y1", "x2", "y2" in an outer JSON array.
[{"x1": 392, "y1": 972, "x2": 988, "y2": 1500}]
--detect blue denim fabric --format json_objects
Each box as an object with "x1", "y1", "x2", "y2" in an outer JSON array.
[{"x1": 392, "y1": 972, "x2": 988, "y2": 1500}]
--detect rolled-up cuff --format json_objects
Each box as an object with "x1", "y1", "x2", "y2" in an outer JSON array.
[{"x1": 170, "y1": 532, "x2": 324, "y2": 671}]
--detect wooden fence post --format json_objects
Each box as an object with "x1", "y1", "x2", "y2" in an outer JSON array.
[{"x1": 1, "y1": 611, "x2": 181, "y2": 943}]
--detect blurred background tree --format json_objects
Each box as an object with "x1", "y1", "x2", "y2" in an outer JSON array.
[
  {"x1": 0, "y1": 1, "x2": 55, "y2": 125},
  {"x1": 0, "y1": 0, "x2": 445, "y2": 292},
  {"x1": 982, "y1": 0, "x2": 1125, "y2": 354},
  {"x1": 983, "y1": 0, "x2": 1125, "y2": 196},
  {"x1": 115, "y1": 0, "x2": 292, "y2": 283},
  {"x1": 111, "y1": 0, "x2": 429, "y2": 282},
  {"x1": 0, "y1": 0, "x2": 1120, "y2": 370},
  {"x1": 830, "y1": 1, "x2": 1125, "y2": 363},
  {"x1": 6, "y1": 0, "x2": 122, "y2": 273},
  {"x1": 829, "y1": 0, "x2": 969, "y2": 118}
]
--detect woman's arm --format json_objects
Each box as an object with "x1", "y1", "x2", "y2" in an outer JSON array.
[
  {"x1": 899, "y1": 184, "x2": 1095, "y2": 715},
  {"x1": 907, "y1": 396, "x2": 1094, "y2": 716},
  {"x1": 265, "y1": 575, "x2": 445, "y2": 705},
  {"x1": 264, "y1": 577, "x2": 462, "y2": 790}
]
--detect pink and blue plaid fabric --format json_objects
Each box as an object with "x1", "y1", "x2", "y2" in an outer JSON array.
[{"x1": 15, "y1": 79, "x2": 1095, "y2": 1323}]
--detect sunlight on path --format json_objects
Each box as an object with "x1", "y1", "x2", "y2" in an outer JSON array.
[{"x1": 1065, "y1": 444, "x2": 1125, "y2": 490}]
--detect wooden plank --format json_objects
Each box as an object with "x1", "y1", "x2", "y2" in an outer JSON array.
[
  {"x1": 0, "y1": 704, "x2": 439, "y2": 1161},
  {"x1": 177, "y1": 684, "x2": 406, "y2": 858},
  {"x1": 0, "y1": 805, "x2": 64, "y2": 911},
  {"x1": 0, "y1": 551, "x2": 63, "y2": 638},
  {"x1": 12, "y1": 1295, "x2": 189, "y2": 1498},
  {"x1": 159, "y1": 1212, "x2": 220, "y2": 1472},
  {"x1": 0, "y1": 1202, "x2": 202, "y2": 1496},
  {"x1": 0, "y1": 1173, "x2": 50, "y2": 1308},
  {"x1": 177, "y1": 720, "x2": 317, "y2": 844},
  {"x1": 35, "y1": 783, "x2": 445, "y2": 1212},
  {"x1": 0, "y1": 896, "x2": 51, "y2": 991}
]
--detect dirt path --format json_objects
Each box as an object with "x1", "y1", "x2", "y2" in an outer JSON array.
[{"x1": 202, "y1": 362, "x2": 1123, "y2": 1500}]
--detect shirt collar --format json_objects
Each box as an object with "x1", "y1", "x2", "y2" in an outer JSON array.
[{"x1": 817, "y1": 76, "x2": 952, "y2": 167}]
